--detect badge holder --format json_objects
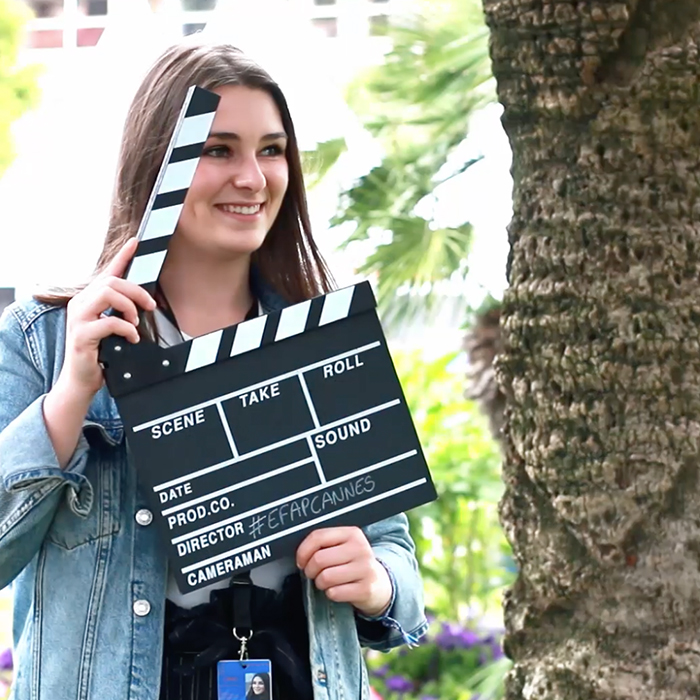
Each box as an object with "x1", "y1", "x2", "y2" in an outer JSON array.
[{"x1": 217, "y1": 574, "x2": 273, "y2": 700}]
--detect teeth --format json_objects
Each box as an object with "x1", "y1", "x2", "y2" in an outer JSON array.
[{"x1": 220, "y1": 204, "x2": 261, "y2": 215}]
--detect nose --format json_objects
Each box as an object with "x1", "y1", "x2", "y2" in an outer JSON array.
[{"x1": 232, "y1": 153, "x2": 265, "y2": 192}]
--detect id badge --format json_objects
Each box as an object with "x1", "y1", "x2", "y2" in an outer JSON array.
[{"x1": 217, "y1": 659, "x2": 272, "y2": 700}]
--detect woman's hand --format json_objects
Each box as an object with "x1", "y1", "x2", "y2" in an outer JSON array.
[
  {"x1": 296, "y1": 527, "x2": 393, "y2": 618},
  {"x1": 44, "y1": 238, "x2": 157, "y2": 468},
  {"x1": 61, "y1": 238, "x2": 156, "y2": 401}
]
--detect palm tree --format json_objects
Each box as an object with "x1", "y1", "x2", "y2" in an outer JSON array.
[
  {"x1": 330, "y1": 0, "x2": 496, "y2": 329},
  {"x1": 483, "y1": 1, "x2": 700, "y2": 698}
]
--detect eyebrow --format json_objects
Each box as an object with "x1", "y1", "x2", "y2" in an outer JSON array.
[{"x1": 208, "y1": 131, "x2": 288, "y2": 141}]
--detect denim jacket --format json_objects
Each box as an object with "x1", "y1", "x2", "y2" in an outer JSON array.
[{"x1": 0, "y1": 280, "x2": 427, "y2": 700}]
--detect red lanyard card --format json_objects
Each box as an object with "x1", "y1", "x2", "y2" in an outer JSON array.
[{"x1": 218, "y1": 660, "x2": 272, "y2": 700}]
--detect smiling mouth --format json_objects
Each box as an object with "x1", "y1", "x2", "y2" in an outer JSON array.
[{"x1": 217, "y1": 203, "x2": 263, "y2": 215}]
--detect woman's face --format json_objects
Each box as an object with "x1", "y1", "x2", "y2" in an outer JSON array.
[
  {"x1": 251, "y1": 675, "x2": 266, "y2": 695},
  {"x1": 176, "y1": 84, "x2": 289, "y2": 261}
]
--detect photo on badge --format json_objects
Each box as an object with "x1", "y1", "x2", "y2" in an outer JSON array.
[{"x1": 218, "y1": 659, "x2": 273, "y2": 700}]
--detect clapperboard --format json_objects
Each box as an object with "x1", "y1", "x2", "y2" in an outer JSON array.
[{"x1": 100, "y1": 86, "x2": 436, "y2": 594}]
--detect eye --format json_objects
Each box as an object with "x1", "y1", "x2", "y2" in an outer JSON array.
[
  {"x1": 261, "y1": 143, "x2": 285, "y2": 157},
  {"x1": 203, "y1": 145, "x2": 231, "y2": 158}
]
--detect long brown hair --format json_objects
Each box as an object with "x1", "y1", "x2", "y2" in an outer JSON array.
[{"x1": 35, "y1": 40, "x2": 334, "y2": 305}]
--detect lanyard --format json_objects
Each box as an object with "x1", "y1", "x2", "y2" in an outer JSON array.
[{"x1": 229, "y1": 572, "x2": 253, "y2": 660}]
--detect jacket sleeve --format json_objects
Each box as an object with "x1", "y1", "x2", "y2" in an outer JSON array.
[
  {"x1": 0, "y1": 306, "x2": 93, "y2": 589},
  {"x1": 357, "y1": 513, "x2": 428, "y2": 651}
]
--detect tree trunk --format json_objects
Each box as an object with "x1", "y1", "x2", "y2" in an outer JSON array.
[{"x1": 481, "y1": 2, "x2": 700, "y2": 698}]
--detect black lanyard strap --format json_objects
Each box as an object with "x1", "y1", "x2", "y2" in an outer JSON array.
[{"x1": 229, "y1": 572, "x2": 253, "y2": 657}]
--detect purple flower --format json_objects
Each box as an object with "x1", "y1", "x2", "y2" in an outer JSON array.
[
  {"x1": 435, "y1": 622, "x2": 483, "y2": 651},
  {"x1": 435, "y1": 622, "x2": 460, "y2": 650},
  {"x1": 457, "y1": 629, "x2": 481, "y2": 649},
  {"x1": 0, "y1": 648, "x2": 12, "y2": 671},
  {"x1": 491, "y1": 641, "x2": 505, "y2": 660},
  {"x1": 385, "y1": 675, "x2": 413, "y2": 694},
  {"x1": 373, "y1": 664, "x2": 389, "y2": 679}
]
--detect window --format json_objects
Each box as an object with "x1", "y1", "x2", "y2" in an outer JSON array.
[
  {"x1": 79, "y1": 0, "x2": 107, "y2": 46},
  {"x1": 311, "y1": 17, "x2": 337, "y2": 38},
  {"x1": 0, "y1": 289, "x2": 15, "y2": 317},
  {"x1": 77, "y1": 27, "x2": 104, "y2": 46},
  {"x1": 27, "y1": 30, "x2": 63, "y2": 48},
  {"x1": 182, "y1": 0, "x2": 218, "y2": 9},
  {"x1": 183, "y1": 22, "x2": 206, "y2": 35},
  {"x1": 83, "y1": 0, "x2": 107, "y2": 14},
  {"x1": 369, "y1": 14, "x2": 389, "y2": 36},
  {"x1": 26, "y1": 0, "x2": 62, "y2": 18}
]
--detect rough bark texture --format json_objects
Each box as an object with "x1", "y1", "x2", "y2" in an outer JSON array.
[{"x1": 481, "y1": 1, "x2": 700, "y2": 698}]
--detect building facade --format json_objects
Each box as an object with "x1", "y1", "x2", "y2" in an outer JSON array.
[{"x1": 19, "y1": 0, "x2": 403, "y2": 50}]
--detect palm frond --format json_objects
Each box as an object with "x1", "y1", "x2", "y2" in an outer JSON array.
[
  {"x1": 306, "y1": 0, "x2": 495, "y2": 330},
  {"x1": 301, "y1": 137, "x2": 347, "y2": 189}
]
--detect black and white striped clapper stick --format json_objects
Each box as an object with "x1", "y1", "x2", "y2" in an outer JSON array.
[
  {"x1": 102, "y1": 280, "x2": 378, "y2": 397},
  {"x1": 183, "y1": 282, "x2": 375, "y2": 374},
  {"x1": 125, "y1": 86, "x2": 220, "y2": 288}
]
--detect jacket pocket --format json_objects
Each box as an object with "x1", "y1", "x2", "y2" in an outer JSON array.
[{"x1": 46, "y1": 450, "x2": 121, "y2": 549}]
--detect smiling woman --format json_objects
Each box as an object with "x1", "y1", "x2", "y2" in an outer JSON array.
[
  {"x1": 0, "y1": 37, "x2": 428, "y2": 700},
  {"x1": 160, "y1": 84, "x2": 291, "y2": 336}
]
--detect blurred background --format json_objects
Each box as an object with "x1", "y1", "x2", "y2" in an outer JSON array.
[{"x1": 0, "y1": 1, "x2": 513, "y2": 697}]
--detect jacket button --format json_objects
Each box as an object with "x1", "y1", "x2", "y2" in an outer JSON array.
[
  {"x1": 135, "y1": 509, "x2": 153, "y2": 526},
  {"x1": 133, "y1": 599, "x2": 151, "y2": 617}
]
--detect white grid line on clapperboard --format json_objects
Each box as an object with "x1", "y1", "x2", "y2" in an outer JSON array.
[
  {"x1": 156, "y1": 397, "x2": 400, "y2": 494},
  {"x1": 305, "y1": 435, "x2": 325, "y2": 484},
  {"x1": 133, "y1": 341, "x2": 381, "y2": 434},
  {"x1": 161, "y1": 456, "x2": 317, "y2": 517},
  {"x1": 143, "y1": 340, "x2": 387, "y2": 493},
  {"x1": 181, "y1": 477, "x2": 427, "y2": 576},
  {"x1": 297, "y1": 373, "x2": 320, "y2": 428},
  {"x1": 215, "y1": 403, "x2": 239, "y2": 459},
  {"x1": 171, "y1": 449, "x2": 418, "y2": 546}
]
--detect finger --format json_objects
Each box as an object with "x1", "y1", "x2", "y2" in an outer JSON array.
[
  {"x1": 313, "y1": 563, "x2": 364, "y2": 592},
  {"x1": 303, "y1": 543, "x2": 357, "y2": 581},
  {"x1": 103, "y1": 238, "x2": 139, "y2": 279},
  {"x1": 296, "y1": 527, "x2": 362, "y2": 569},
  {"x1": 323, "y1": 582, "x2": 370, "y2": 606},
  {"x1": 104, "y1": 277, "x2": 157, "y2": 313},
  {"x1": 75, "y1": 316, "x2": 140, "y2": 346},
  {"x1": 76, "y1": 286, "x2": 141, "y2": 327}
]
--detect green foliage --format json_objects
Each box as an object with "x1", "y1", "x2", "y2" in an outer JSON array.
[
  {"x1": 0, "y1": 0, "x2": 40, "y2": 177},
  {"x1": 302, "y1": 137, "x2": 347, "y2": 189},
  {"x1": 332, "y1": 0, "x2": 496, "y2": 328},
  {"x1": 393, "y1": 349, "x2": 512, "y2": 621},
  {"x1": 366, "y1": 347, "x2": 513, "y2": 699}
]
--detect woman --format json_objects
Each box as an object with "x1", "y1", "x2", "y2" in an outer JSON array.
[
  {"x1": 247, "y1": 673, "x2": 271, "y2": 700},
  {"x1": 0, "y1": 40, "x2": 426, "y2": 700}
]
